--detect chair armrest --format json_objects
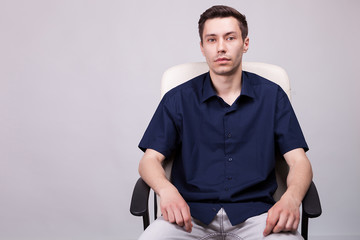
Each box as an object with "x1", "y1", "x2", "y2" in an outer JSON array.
[
  {"x1": 302, "y1": 181, "x2": 322, "y2": 218},
  {"x1": 130, "y1": 178, "x2": 151, "y2": 217}
]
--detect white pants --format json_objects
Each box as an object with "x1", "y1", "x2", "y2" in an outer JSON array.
[{"x1": 139, "y1": 209, "x2": 303, "y2": 240}]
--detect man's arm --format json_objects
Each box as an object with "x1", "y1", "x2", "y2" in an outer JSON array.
[
  {"x1": 263, "y1": 148, "x2": 313, "y2": 236},
  {"x1": 138, "y1": 148, "x2": 193, "y2": 232}
]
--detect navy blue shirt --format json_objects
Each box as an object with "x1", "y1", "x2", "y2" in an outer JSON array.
[{"x1": 139, "y1": 71, "x2": 308, "y2": 225}]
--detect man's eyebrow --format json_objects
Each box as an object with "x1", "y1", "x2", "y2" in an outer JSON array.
[
  {"x1": 224, "y1": 31, "x2": 237, "y2": 36},
  {"x1": 204, "y1": 33, "x2": 217, "y2": 38},
  {"x1": 204, "y1": 31, "x2": 238, "y2": 38}
]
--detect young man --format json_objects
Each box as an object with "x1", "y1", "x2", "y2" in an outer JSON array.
[{"x1": 138, "y1": 5, "x2": 312, "y2": 240}]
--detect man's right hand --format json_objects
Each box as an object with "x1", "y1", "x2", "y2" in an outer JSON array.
[{"x1": 159, "y1": 186, "x2": 193, "y2": 233}]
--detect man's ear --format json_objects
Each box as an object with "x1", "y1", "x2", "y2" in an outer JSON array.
[
  {"x1": 243, "y1": 37, "x2": 249, "y2": 53},
  {"x1": 200, "y1": 41, "x2": 205, "y2": 56}
]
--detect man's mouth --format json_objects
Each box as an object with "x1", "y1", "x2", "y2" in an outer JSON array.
[{"x1": 215, "y1": 57, "x2": 230, "y2": 62}]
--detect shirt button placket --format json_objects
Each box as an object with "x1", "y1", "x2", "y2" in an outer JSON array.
[{"x1": 224, "y1": 114, "x2": 232, "y2": 195}]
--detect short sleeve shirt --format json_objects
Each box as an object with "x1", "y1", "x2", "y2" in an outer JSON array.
[{"x1": 139, "y1": 71, "x2": 308, "y2": 225}]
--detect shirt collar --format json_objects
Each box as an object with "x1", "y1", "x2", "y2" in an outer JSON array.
[
  {"x1": 201, "y1": 71, "x2": 256, "y2": 103},
  {"x1": 240, "y1": 71, "x2": 256, "y2": 99},
  {"x1": 201, "y1": 73, "x2": 217, "y2": 102}
]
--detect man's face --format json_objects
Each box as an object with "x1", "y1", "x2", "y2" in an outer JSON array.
[{"x1": 200, "y1": 17, "x2": 249, "y2": 77}]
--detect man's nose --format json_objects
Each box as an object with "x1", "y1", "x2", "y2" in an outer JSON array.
[{"x1": 217, "y1": 39, "x2": 226, "y2": 53}]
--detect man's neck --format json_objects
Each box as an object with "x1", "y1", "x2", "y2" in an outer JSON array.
[{"x1": 209, "y1": 67, "x2": 243, "y2": 106}]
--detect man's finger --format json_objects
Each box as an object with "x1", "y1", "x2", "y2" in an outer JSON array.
[
  {"x1": 273, "y1": 213, "x2": 287, "y2": 233},
  {"x1": 285, "y1": 215, "x2": 295, "y2": 231},
  {"x1": 263, "y1": 214, "x2": 277, "y2": 236},
  {"x1": 162, "y1": 209, "x2": 169, "y2": 221},
  {"x1": 181, "y1": 207, "x2": 192, "y2": 233},
  {"x1": 174, "y1": 208, "x2": 184, "y2": 227},
  {"x1": 292, "y1": 217, "x2": 300, "y2": 231},
  {"x1": 167, "y1": 209, "x2": 175, "y2": 223}
]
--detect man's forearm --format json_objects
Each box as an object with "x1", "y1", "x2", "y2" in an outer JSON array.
[
  {"x1": 138, "y1": 148, "x2": 174, "y2": 195},
  {"x1": 138, "y1": 148, "x2": 193, "y2": 232},
  {"x1": 283, "y1": 148, "x2": 313, "y2": 203},
  {"x1": 263, "y1": 148, "x2": 313, "y2": 235}
]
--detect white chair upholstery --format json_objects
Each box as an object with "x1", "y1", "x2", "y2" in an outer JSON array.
[{"x1": 157, "y1": 62, "x2": 291, "y2": 217}]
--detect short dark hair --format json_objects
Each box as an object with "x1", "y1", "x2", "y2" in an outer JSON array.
[{"x1": 198, "y1": 5, "x2": 248, "y2": 43}]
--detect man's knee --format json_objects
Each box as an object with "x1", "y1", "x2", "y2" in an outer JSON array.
[{"x1": 265, "y1": 231, "x2": 303, "y2": 240}]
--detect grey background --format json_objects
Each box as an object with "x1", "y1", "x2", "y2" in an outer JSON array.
[{"x1": 1, "y1": 0, "x2": 359, "y2": 239}]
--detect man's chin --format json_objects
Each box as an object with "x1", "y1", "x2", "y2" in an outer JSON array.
[{"x1": 212, "y1": 67, "x2": 237, "y2": 76}]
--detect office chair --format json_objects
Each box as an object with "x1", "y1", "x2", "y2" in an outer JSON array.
[{"x1": 130, "y1": 62, "x2": 321, "y2": 240}]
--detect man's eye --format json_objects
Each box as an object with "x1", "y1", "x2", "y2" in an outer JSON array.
[
  {"x1": 207, "y1": 38, "x2": 216, "y2": 43},
  {"x1": 227, "y1": 37, "x2": 235, "y2": 41}
]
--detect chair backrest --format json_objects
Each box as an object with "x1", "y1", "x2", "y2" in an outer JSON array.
[{"x1": 157, "y1": 62, "x2": 291, "y2": 217}]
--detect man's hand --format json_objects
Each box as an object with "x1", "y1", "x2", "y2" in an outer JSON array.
[
  {"x1": 263, "y1": 192, "x2": 301, "y2": 236},
  {"x1": 159, "y1": 186, "x2": 193, "y2": 233}
]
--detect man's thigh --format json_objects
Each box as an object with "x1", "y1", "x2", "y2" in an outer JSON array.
[
  {"x1": 232, "y1": 212, "x2": 303, "y2": 240},
  {"x1": 138, "y1": 216, "x2": 219, "y2": 240}
]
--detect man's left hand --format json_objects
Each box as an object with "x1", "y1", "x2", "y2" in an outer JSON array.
[{"x1": 263, "y1": 192, "x2": 301, "y2": 236}]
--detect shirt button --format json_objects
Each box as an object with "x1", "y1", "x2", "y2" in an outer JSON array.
[
  {"x1": 228, "y1": 157, "x2": 233, "y2": 162},
  {"x1": 227, "y1": 133, "x2": 232, "y2": 138},
  {"x1": 227, "y1": 176, "x2": 232, "y2": 180}
]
